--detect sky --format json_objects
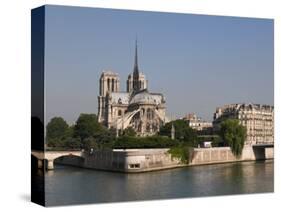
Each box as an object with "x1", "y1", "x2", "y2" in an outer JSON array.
[{"x1": 44, "y1": 5, "x2": 274, "y2": 125}]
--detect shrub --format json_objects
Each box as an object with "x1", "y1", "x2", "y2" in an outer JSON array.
[
  {"x1": 168, "y1": 145, "x2": 190, "y2": 164},
  {"x1": 113, "y1": 136, "x2": 179, "y2": 149}
]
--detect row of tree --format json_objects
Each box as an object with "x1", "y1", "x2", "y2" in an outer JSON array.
[
  {"x1": 46, "y1": 115, "x2": 199, "y2": 150},
  {"x1": 47, "y1": 114, "x2": 138, "y2": 150},
  {"x1": 46, "y1": 113, "x2": 246, "y2": 157},
  {"x1": 47, "y1": 114, "x2": 107, "y2": 150}
]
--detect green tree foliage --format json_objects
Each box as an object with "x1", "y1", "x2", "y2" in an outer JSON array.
[
  {"x1": 122, "y1": 127, "x2": 137, "y2": 137},
  {"x1": 114, "y1": 136, "x2": 178, "y2": 149},
  {"x1": 95, "y1": 127, "x2": 116, "y2": 149},
  {"x1": 83, "y1": 137, "x2": 98, "y2": 151},
  {"x1": 46, "y1": 114, "x2": 199, "y2": 158},
  {"x1": 168, "y1": 144, "x2": 190, "y2": 163},
  {"x1": 47, "y1": 138, "x2": 64, "y2": 148},
  {"x1": 46, "y1": 117, "x2": 69, "y2": 141},
  {"x1": 46, "y1": 113, "x2": 115, "y2": 150},
  {"x1": 47, "y1": 137, "x2": 81, "y2": 150},
  {"x1": 63, "y1": 137, "x2": 81, "y2": 149},
  {"x1": 74, "y1": 114, "x2": 105, "y2": 143},
  {"x1": 219, "y1": 119, "x2": 247, "y2": 157},
  {"x1": 46, "y1": 117, "x2": 77, "y2": 149},
  {"x1": 159, "y1": 120, "x2": 198, "y2": 145}
]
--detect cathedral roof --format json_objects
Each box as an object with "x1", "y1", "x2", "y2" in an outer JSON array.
[
  {"x1": 100, "y1": 70, "x2": 119, "y2": 78},
  {"x1": 128, "y1": 72, "x2": 145, "y2": 79},
  {"x1": 129, "y1": 89, "x2": 164, "y2": 105},
  {"x1": 111, "y1": 92, "x2": 130, "y2": 104}
]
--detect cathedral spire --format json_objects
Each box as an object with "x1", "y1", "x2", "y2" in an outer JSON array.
[
  {"x1": 132, "y1": 38, "x2": 140, "y2": 92},
  {"x1": 133, "y1": 39, "x2": 139, "y2": 76}
]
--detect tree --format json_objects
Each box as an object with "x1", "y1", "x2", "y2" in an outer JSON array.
[
  {"x1": 95, "y1": 127, "x2": 116, "y2": 148},
  {"x1": 159, "y1": 120, "x2": 197, "y2": 145},
  {"x1": 47, "y1": 138, "x2": 64, "y2": 148},
  {"x1": 46, "y1": 117, "x2": 69, "y2": 141},
  {"x1": 122, "y1": 127, "x2": 136, "y2": 137},
  {"x1": 168, "y1": 144, "x2": 190, "y2": 163},
  {"x1": 219, "y1": 119, "x2": 247, "y2": 157},
  {"x1": 114, "y1": 135, "x2": 178, "y2": 149},
  {"x1": 64, "y1": 137, "x2": 81, "y2": 149},
  {"x1": 83, "y1": 137, "x2": 98, "y2": 151},
  {"x1": 74, "y1": 113, "x2": 105, "y2": 143}
]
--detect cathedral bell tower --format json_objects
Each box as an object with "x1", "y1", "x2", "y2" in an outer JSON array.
[{"x1": 98, "y1": 71, "x2": 120, "y2": 124}]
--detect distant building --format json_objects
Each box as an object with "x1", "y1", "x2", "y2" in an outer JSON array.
[
  {"x1": 97, "y1": 41, "x2": 167, "y2": 136},
  {"x1": 183, "y1": 113, "x2": 212, "y2": 131},
  {"x1": 213, "y1": 103, "x2": 274, "y2": 145}
]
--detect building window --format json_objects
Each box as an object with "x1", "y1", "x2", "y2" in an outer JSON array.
[
  {"x1": 112, "y1": 78, "x2": 115, "y2": 92},
  {"x1": 128, "y1": 164, "x2": 140, "y2": 169},
  {"x1": 147, "y1": 108, "x2": 154, "y2": 120},
  {"x1": 118, "y1": 110, "x2": 122, "y2": 116}
]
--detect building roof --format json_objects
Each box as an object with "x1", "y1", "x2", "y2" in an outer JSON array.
[
  {"x1": 128, "y1": 72, "x2": 146, "y2": 79},
  {"x1": 111, "y1": 92, "x2": 130, "y2": 104},
  {"x1": 216, "y1": 103, "x2": 274, "y2": 112},
  {"x1": 100, "y1": 70, "x2": 119, "y2": 78},
  {"x1": 129, "y1": 89, "x2": 164, "y2": 105}
]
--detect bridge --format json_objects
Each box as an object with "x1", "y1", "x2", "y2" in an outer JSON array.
[
  {"x1": 251, "y1": 142, "x2": 274, "y2": 160},
  {"x1": 31, "y1": 150, "x2": 84, "y2": 170},
  {"x1": 252, "y1": 142, "x2": 274, "y2": 148}
]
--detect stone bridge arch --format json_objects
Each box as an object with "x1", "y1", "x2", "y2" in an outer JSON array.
[{"x1": 31, "y1": 150, "x2": 84, "y2": 170}]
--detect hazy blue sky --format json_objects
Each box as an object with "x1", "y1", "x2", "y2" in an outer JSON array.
[{"x1": 44, "y1": 5, "x2": 273, "y2": 124}]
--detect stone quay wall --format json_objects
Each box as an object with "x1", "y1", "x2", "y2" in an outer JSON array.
[
  {"x1": 56, "y1": 148, "x2": 185, "y2": 173},
  {"x1": 189, "y1": 147, "x2": 243, "y2": 165},
  {"x1": 189, "y1": 146, "x2": 273, "y2": 165},
  {"x1": 55, "y1": 146, "x2": 273, "y2": 172}
]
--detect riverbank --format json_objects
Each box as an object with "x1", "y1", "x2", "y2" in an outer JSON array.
[{"x1": 55, "y1": 146, "x2": 274, "y2": 173}]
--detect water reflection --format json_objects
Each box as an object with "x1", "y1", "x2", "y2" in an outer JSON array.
[{"x1": 42, "y1": 161, "x2": 273, "y2": 206}]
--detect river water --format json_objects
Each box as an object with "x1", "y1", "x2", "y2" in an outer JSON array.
[{"x1": 43, "y1": 160, "x2": 273, "y2": 206}]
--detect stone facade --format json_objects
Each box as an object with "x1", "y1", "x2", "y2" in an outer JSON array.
[
  {"x1": 97, "y1": 41, "x2": 167, "y2": 136},
  {"x1": 213, "y1": 103, "x2": 274, "y2": 145},
  {"x1": 182, "y1": 113, "x2": 212, "y2": 131},
  {"x1": 189, "y1": 147, "x2": 240, "y2": 165}
]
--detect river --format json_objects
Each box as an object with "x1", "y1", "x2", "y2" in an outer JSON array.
[{"x1": 41, "y1": 160, "x2": 273, "y2": 206}]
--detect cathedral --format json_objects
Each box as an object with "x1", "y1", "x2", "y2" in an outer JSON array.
[{"x1": 97, "y1": 41, "x2": 167, "y2": 136}]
